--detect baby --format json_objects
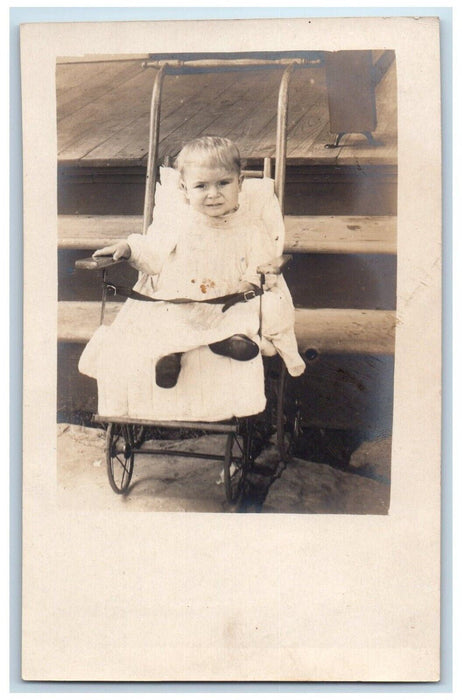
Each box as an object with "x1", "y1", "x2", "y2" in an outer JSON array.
[
  {"x1": 84, "y1": 135, "x2": 305, "y2": 408},
  {"x1": 94, "y1": 136, "x2": 264, "y2": 388}
]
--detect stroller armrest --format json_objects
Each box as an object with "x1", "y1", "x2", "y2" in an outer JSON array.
[
  {"x1": 257, "y1": 254, "x2": 292, "y2": 275},
  {"x1": 75, "y1": 255, "x2": 126, "y2": 271}
]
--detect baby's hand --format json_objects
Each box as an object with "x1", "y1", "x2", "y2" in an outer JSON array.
[
  {"x1": 264, "y1": 273, "x2": 278, "y2": 290},
  {"x1": 93, "y1": 241, "x2": 131, "y2": 261},
  {"x1": 238, "y1": 281, "x2": 258, "y2": 293}
]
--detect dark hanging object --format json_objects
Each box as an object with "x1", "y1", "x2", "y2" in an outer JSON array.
[{"x1": 324, "y1": 50, "x2": 378, "y2": 148}]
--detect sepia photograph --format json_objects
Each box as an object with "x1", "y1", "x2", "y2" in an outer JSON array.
[
  {"x1": 20, "y1": 15, "x2": 442, "y2": 682},
  {"x1": 57, "y1": 48, "x2": 397, "y2": 514}
]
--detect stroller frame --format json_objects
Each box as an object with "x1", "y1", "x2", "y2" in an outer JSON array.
[{"x1": 76, "y1": 57, "x2": 306, "y2": 505}]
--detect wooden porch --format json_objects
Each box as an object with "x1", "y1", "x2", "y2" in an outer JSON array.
[{"x1": 56, "y1": 52, "x2": 397, "y2": 168}]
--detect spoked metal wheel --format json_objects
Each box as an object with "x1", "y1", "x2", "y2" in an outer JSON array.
[
  {"x1": 106, "y1": 423, "x2": 135, "y2": 494},
  {"x1": 276, "y1": 366, "x2": 303, "y2": 463},
  {"x1": 223, "y1": 423, "x2": 256, "y2": 504}
]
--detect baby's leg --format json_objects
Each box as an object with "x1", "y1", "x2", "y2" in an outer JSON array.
[
  {"x1": 261, "y1": 290, "x2": 306, "y2": 377},
  {"x1": 155, "y1": 334, "x2": 259, "y2": 388},
  {"x1": 209, "y1": 335, "x2": 259, "y2": 361},
  {"x1": 155, "y1": 352, "x2": 183, "y2": 388}
]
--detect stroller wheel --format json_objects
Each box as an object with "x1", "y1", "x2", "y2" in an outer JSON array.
[
  {"x1": 223, "y1": 420, "x2": 258, "y2": 504},
  {"x1": 223, "y1": 433, "x2": 245, "y2": 504},
  {"x1": 276, "y1": 365, "x2": 303, "y2": 463},
  {"x1": 106, "y1": 423, "x2": 135, "y2": 494}
]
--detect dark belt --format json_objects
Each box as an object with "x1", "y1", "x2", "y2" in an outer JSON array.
[{"x1": 104, "y1": 282, "x2": 263, "y2": 312}]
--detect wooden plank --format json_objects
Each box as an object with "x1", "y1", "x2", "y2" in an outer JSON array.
[
  {"x1": 210, "y1": 70, "x2": 281, "y2": 155},
  {"x1": 56, "y1": 61, "x2": 144, "y2": 122},
  {"x1": 59, "y1": 214, "x2": 397, "y2": 254},
  {"x1": 56, "y1": 62, "x2": 93, "y2": 94},
  {"x1": 126, "y1": 71, "x2": 243, "y2": 163},
  {"x1": 57, "y1": 68, "x2": 157, "y2": 159},
  {"x1": 154, "y1": 72, "x2": 249, "y2": 161},
  {"x1": 252, "y1": 67, "x2": 327, "y2": 159},
  {"x1": 294, "y1": 308, "x2": 395, "y2": 355},
  {"x1": 58, "y1": 215, "x2": 142, "y2": 248},
  {"x1": 284, "y1": 98, "x2": 328, "y2": 159},
  {"x1": 57, "y1": 65, "x2": 153, "y2": 140},
  {"x1": 296, "y1": 118, "x2": 341, "y2": 165},
  {"x1": 56, "y1": 58, "x2": 397, "y2": 166},
  {"x1": 284, "y1": 215, "x2": 397, "y2": 254},
  {"x1": 58, "y1": 301, "x2": 122, "y2": 342},
  {"x1": 77, "y1": 71, "x2": 242, "y2": 165},
  {"x1": 58, "y1": 300, "x2": 396, "y2": 354},
  {"x1": 85, "y1": 71, "x2": 230, "y2": 163},
  {"x1": 193, "y1": 70, "x2": 279, "y2": 144},
  {"x1": 59, "y1": 67, "x2": 213, "y2": 162},
  {"x1": 227, "y1": 72, "x2": 287, "y2": 158}
]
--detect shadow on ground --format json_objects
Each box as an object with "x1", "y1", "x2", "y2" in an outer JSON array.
[{"x1": 57, "y1": 425, "x2": 391, "y2": 514}]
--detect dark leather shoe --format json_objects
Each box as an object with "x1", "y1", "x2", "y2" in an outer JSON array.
[
  {"x1": 209, "y1": 334, "x2": 259, "y2": 361},
  {"x1": 155, "y1": 353, "x2": 183, "y2": 388}
]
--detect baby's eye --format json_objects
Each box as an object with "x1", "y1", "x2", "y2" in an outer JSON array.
[
  {"x1": 194, "y1": 183, "x2": 205, "y2": 189},
  {"x1": 219, "y1": 180, "x2": 231, "y2": 187}
]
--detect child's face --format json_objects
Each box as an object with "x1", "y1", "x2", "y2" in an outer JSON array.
[{"x1": 181, "y1": 162, "x2": 242, "y2": 218}]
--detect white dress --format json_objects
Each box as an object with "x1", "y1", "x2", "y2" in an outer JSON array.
[{"x1": 79, "y1": 173, "x2": 305, "y2": 421}]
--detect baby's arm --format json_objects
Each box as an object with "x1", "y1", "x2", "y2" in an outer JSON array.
[
  {"x1": 126, "y1": 208, "x2": 179, "y2": 275},
  {"x1": 92, "y1": 215, "x2": 178, "y2": 275},
  {"x1": 240, "y1": 222, "x2": 276, "y2": 291},
  {"x1": 92, "y1": 236, "x2": 167, "y2": 276}
]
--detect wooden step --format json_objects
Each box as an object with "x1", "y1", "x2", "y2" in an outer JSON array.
[
  {"x1": 284, "y1": 215, "x2": 396, "y2": 254},
  {"x1": 58, "y1": 214, "x2": 397, "y2": 255},
  {"x1": 58, "y1": 215, "x2": 141, "y2": 250},
  {"x1": 58, "y1": 301, "x2": 396, "y2": 354},
  {"x1": 293, "y1": 307, "x2": 395, "y2": 354}
]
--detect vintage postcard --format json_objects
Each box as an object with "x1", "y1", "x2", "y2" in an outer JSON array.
[{"x1": 20, "y1": 16, "x2": 441, "y2": 681}]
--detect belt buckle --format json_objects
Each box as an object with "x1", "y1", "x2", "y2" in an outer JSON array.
[
  {"x1": 243, "y1": 289, "x2": 256, "y2": 302},
  {"x1": 105, "y1": 283, "x2": 117, "y2": 296}
]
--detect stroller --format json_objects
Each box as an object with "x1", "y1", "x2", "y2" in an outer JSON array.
[{"x1": 76, "y1": 57, "x2": 306, "y2": 505}]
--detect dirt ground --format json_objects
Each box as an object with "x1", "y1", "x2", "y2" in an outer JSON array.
[{"x1": 57, "y1": 424, "x2": 391, "y2": 514}]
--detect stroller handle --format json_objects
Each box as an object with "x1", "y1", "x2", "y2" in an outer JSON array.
[{"x1": 143, "y1": 58, "x2": 321, "y2": 69}]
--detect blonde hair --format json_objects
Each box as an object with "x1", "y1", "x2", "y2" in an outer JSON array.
[{"x1": 175, "y1": 136, "x2": 241, "y2": 177}]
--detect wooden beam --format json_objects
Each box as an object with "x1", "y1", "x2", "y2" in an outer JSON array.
[
  {"x1": 58, "y1": 301, "x2": 396, "y2": 354},
  {"x1": 58, "y1": 214, "x2": 397, "y2": 255},
  {"x1": 284, "y1": 215, "x2": 396, "y2": 254},
  {"x1": 294, "y1": 308, "x2": 395, "y2": 355},
  {"x1": 58, "y1": 301, "x2": 122, "y2": 343},
  {"x1": 58, "y1": 215, "x2": 142, "y2": 249}
]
